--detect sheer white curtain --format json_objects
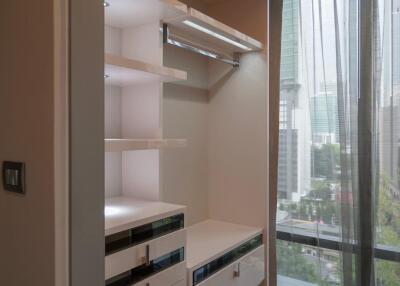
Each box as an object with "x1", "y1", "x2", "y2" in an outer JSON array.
[{"x1": 275, "y1": 0, "x2": 400, "y2": 285}]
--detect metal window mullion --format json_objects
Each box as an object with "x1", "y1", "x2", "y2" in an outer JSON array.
[{"x1": 358, "y1": 0, "x2": 376, "y2": 284}]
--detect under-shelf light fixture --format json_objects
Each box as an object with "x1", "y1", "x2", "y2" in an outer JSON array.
[
  {"x1": 183, "y1": 20, "x2": 252, "y2": 51},
  {"x1": 103, "y1": 1, "x2": 110, "y2": 7},
  {"x1": 163, "y1": 23, "x2": 240, "y2": 67}
]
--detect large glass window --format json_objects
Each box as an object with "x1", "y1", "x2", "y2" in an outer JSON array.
[{"x1": 277, "y1": 0, "x2": 400, "y2": 285}]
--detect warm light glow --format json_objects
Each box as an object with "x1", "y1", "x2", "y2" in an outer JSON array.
[
  {"x1": 183, "y1": 20, "x2": 252, "y2": 51},
  {"x1": 105, "y1": 205, "x2": 139, "y2": 218},
  {"x1": 105, "y1": 206, "x2": 123, "y2": 216}
]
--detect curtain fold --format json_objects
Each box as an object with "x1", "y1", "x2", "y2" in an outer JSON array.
[{"x1": 275, "y1": 0, "x2": 400, "y2": 285}]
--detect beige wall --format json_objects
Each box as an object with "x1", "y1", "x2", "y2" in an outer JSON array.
[{"x1": 0, "y1": 0, "x2": 56, "y2": 285}]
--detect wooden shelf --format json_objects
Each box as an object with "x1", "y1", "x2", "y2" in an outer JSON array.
[
  {"x1": 105, "y1": 0, "x2": 187, "y2": 29},
  {"x1": 105, "y1": 54, "x2": 187, "y2": 87},
  {"x1": 166, "y1": 8, "x2": 263, "y2": 56},
  {"x1": 105, "y1": 196, "x2": 186, "y2": 236},
  {"x1": 186, "y1": 220, "x2": 263, "y2": 271},
  {"x1": 105, "y1": 138, "x2": 187, "y2": 152}
]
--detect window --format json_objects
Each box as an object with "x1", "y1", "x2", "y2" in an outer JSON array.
[
  {"x1": 277, "y1": 240, "x2": 344, "y2": 285},
  {"x1": 277, "y1": 0, "x2": 400, "y2": 285}
]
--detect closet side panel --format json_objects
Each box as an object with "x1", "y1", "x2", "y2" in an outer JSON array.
[
  {"x1": 207, "y1": 53, "x2": 268, "y2": 228},
  {"x1": 70, "y1": 0, "x2": 105, "y2": 284},
  {"x1": 105, "y1": 85, "x2": 122, "y2": 198}
]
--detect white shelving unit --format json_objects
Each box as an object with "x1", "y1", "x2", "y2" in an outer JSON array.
[{"x1": 104, "y1": 1, "x2": 189, "y2": 285}]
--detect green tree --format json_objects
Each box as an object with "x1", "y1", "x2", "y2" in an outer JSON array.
[
  {"x1": 376, "y1": 176, "x2": 400, "y2": 285},
  {"x1": 277, "y1": 241, "x2": 317, "y2": 282}
]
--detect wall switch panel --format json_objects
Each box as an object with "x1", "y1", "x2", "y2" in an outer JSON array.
[{"x1": 2, "y1": 161, "x2": 25, "y2": 194}]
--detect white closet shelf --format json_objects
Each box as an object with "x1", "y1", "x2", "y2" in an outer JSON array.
[
  {"x1": 105, "y1": 0, "x2": 187, "y2": 29},
  {"x1": 105, "y1": 54, "x2": 187, "y2": 87},
  {"x1": 105, "y1": 138, "x2": 187, "y2": 152},
  {"x1": 186, "y1": 220, "x2": 263, "y2": 271},
  {"x1": 105, "y1": 196, "x2": 186, "y2": 236},
  {"x1": 166, "y1": 8, "x2": 263, "y2": 55}
]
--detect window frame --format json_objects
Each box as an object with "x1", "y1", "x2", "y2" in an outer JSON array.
[{"x1": 277, "y1": 228, "x2": 400, "y2": 263}]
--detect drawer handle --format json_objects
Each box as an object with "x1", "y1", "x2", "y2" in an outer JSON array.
[
  {"x1": 234, "y1": 262, "x2": 241, "y2": 278},
  {"x1": 141, "y1": 245, "x2": 150, "y2": 266}
]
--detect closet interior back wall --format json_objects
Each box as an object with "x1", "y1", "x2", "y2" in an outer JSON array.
[{"x1": 162, "y1": 0, "x2": 268, "y2": 229}]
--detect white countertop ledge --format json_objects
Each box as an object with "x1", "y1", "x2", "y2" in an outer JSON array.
[
  {"x1": 105, "y1": 196, "x2": 186, "y2": 236},
  {"x1": 186, "y1": 220, "x2": 263, "y2": 271}
]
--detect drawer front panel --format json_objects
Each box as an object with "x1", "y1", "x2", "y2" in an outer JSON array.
[
  {"x1": 106, "y1": 214, "x2": 184, "y2": 255},
  {"x1": 192, "y1": 235, "x2": 263, "y2": 285},
  {"x1": 133, "y1": 261, "x2": 186, "y2": 286},
  {"x1": 106, "y1": 229, "x2": 186, "y2": 280},
  {"x1": 196, "y1": 246, "x2": 264, "y2": 286},
  {"x1": 106, "y1": 248, "x2": 184, "y2": 286}
]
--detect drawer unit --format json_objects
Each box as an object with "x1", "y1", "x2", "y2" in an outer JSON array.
[
  {"x1": 105, "y1": 197, "x2": 186, "y2": 285},
  {"x1": 106, "y1": 213, "x2": 185, "y2": 256},
  {"x1": 196, "y1": 246, "x2": 264, "y2": 286},
  {"x1": 106, "y1": 247, "x2": 185, "y2": 286},
  {"x1": 186, "y1": 220, "x2": 264, "y2": 286},
  {"x1": 106, "y1": 228, "x2": 186, "y2": 280}
]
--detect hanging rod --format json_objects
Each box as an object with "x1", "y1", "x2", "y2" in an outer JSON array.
[{"x1": 162, "y1": 24, "x2": 240, "y2": 67}]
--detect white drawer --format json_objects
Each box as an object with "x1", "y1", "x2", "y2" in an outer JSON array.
[
  {"x1": 196, "y1": 245, "x2": 264, "y2": 286},
  {"x1": 106, "y1": 229, "x2": 186, "y2": 279},
  {"x1": 133, "y1": 261, "x2": 186, "y2": 286}
]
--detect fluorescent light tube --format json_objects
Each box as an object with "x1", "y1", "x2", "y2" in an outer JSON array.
[{"x1": 183, "y1": 20, "x2": 252, "y2": 51}]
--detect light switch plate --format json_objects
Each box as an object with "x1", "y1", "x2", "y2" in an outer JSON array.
[{"x1": 2, "y1": 161, "x2": 25, "y2": 194}]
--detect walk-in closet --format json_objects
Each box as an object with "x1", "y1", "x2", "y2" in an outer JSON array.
[{"x1": 103, "y1": 1, "x2": 268, "y2": 285}]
